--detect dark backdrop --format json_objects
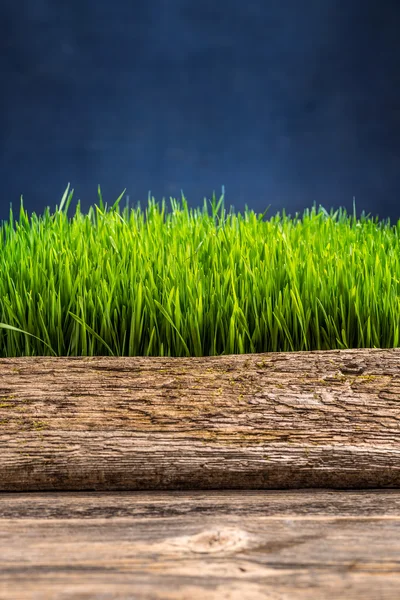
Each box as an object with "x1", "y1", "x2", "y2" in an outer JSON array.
[{"x1": 2, "y1": 0, "x2": 400, "y2": 225}]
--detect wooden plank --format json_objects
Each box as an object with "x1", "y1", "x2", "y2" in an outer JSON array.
[
  {"x1": 0, "y1": 490, "x2": 399, "y2": 599},
  {"x1": 0, "y1": 348, "x2": 399, "y2": 491}
]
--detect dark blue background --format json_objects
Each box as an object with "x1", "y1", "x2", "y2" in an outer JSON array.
[{"x1": 2, "y1": 0, "x2": 400, "y2": 225}]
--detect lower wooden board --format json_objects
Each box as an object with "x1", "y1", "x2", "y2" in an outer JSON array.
[{"x1": 0, "y1": 490, "x2": 399, "y2": 599}]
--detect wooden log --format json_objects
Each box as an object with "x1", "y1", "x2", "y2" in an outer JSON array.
[
  {"x1": 0, "y1": 348, "x2": 399, "y2": 491},
  {"x1": 0, "y1": 490, "x2": 400, "y2": 599}
]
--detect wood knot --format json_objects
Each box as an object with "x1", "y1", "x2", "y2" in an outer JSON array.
[
  {"x1": 339, "y1": 362, "x2": 365, "y2": 375},
  {"x1": 186, "y1": 527, "x2": 250, "y2": 554}
]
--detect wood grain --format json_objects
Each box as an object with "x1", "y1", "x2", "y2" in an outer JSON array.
[
  {"x1": 0, "y1": 347, "x2": 399, "y2": 491},
  {"x1": 0, "y1": 490, "x2": 399, "y2": 599}
]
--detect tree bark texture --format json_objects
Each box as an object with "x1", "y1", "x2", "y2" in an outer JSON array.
[{"x1": 0, "y1": 348, "x2": 399, "y2": 491}]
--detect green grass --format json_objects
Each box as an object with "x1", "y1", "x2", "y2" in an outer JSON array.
[{"x1": 0, "y1": 184, "x2": 398, "y2": 358}]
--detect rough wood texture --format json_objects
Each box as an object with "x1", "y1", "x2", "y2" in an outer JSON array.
[
  {"x1": 0, "y1": 348, "x2": 399, "y2": 491},
  {"x1": 0, "y1": 490, "x2": 399, "y2": 599}
]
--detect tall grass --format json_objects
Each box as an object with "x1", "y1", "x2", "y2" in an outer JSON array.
[{"x1": 0, "y1": 185, "x2": 399, "y2": 358}]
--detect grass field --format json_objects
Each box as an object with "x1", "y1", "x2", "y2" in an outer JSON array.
[{"x1": 0, "y1": 185, "x2": 399, "y2": 358}]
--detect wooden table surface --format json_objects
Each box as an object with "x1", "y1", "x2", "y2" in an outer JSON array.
[{"x1": 0, "y1": 490, "x2": 399, "y2": 599}]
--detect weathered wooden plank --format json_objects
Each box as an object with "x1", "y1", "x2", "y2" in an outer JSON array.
[
  {"x1": 0, "y1": 491, "x2": 399, "y2": 599},
  {"x1": 0, "y1": 348, "x2": 399, "y2": 491}
]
